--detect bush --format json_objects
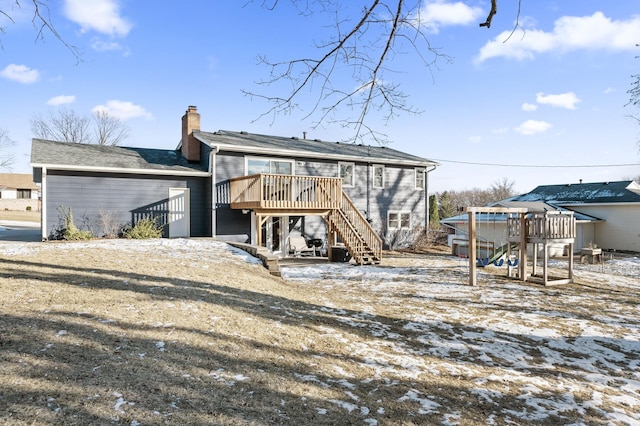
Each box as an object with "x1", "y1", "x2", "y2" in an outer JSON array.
[
  {"x1": 49, "y1": 206, "x2": 93, "y2": 241},
  {"x1": 26, "y1": 206, "x2": 32, "y2": 211},
  {"x1": 121, "y1": 217, "x2": 163, "y2": 239}
]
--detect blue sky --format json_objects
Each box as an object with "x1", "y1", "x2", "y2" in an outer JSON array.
[{"x1": 1, "y1": 0, "x2": 639, "y2": 193}]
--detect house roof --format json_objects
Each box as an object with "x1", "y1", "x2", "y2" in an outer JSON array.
[
  {"x1": 195, "y1": 130, "x2": 438, "y2": 167},
  {"x1": 31, "y1": 139, "x2": 209, "y2": 176},
  {"x1": 0, "y1": 173, "x2": 39, "y2": 190},
  {"x1": 510, "y1": 181, "x2": 640, "y2": 205}
]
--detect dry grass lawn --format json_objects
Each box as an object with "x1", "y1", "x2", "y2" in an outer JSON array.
[{"x1": 1, "y1": 239, "x2": 639, "y2": 425}]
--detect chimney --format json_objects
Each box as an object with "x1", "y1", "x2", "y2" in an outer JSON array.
[{"x1": 181, "y1": 105, "x2": 201, "y2": 162}]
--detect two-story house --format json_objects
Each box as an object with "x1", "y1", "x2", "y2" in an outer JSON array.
[{"x1": 31, "y1": 106, "x2": 438, "y2": 263}]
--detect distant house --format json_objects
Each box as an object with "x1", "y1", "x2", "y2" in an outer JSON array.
[
  {"x1": 0, "y1": 173, "x2": 40, "y2": 211},
  {"x1": 507, "y1": 181, "x2": 640, "y2": 253},
  {"x1": 31, "y1": 106, "x2": 438, "y2": 263},
  {"x1": 440, "y1": 180, "x2": 640, "y2": 254}
]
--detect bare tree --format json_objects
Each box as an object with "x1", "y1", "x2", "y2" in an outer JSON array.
[
  {"x1": 31, "y1": 108, "x2": 129, "y2": 146},
  {"x1": 246, "y1": 1, "x2": 503, "y2": 143},
  {"x1": 0, "y1": 128, "x2": 15, "y2": 169},
  {"x1": 490, "y1": 177, "x2": 516, "y2": 201},
  {"x1": 93, "y1": 110, "x2": 130, "y2": 146},
  {"x1": 31, "y1": 108, "x2": 91, "y2": 144},
  {"x1": 0, "y1": 0, "x2": 80, "y2": 59}
]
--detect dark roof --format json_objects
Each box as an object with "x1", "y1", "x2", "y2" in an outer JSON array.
[
  {"x1": 195, "y1": 130, "x2": 437, "y2": 166},
  {"x1": 31, "y1": 139, "x2": 207, "y2": 175},
  {"x1": 511, "y1": 181, "x2": 640, "y2": 204}
]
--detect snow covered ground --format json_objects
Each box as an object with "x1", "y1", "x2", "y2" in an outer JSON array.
[
  {"x1": 280, "y1": 253, "x2": 640, "y2": 424},
  {"x1": 2, "y1": 238, "x2": 639, "y2": 424}
]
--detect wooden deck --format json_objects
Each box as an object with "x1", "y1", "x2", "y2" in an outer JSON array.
[
  {"x1": 229, "y1": 174, "x2": 342, "y2": 213},
  {"x1": 229, "y1": 173, "x2": 382, "y2": 265}
]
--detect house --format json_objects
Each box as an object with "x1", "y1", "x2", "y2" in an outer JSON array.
[
  {"x1": 0, "y1": 173, "x2": 40, "y2": 211},
  {"x1": 31, "y1": 106, "x2": 438, "y2": 262},
  {"x1": 508, "y1": 180, "x2": 640, "y2": 253},
  {"x1": 440, "y1": 180, "x2": 640, "y2": 255}
]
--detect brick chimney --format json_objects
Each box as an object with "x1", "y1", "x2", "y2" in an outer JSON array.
[{"x1": 181, "y1": 105, "x2": 201, "y2": 162}]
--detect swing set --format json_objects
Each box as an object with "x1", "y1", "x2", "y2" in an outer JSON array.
[{"x1": 466, "y1": 207, "x2": 576, "y2": 286}]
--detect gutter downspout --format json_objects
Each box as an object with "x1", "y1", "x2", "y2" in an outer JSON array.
[
  {"x1": 41, "y1": 167, "x2": 47, "y2": 241},
  {"x1": 424, "y1": 165, "x2": 437, "y2": 232},
  {"x1": 209, "y1": 145, "x2": 220, "y2": 237}
]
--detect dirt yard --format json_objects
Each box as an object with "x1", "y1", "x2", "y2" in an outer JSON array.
[{"x1": 1, "y1": 239, "x2": 639, "y2": 425}]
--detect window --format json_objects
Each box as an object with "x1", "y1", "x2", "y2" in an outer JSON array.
[
  {"x1": 388, "y1": 211, "x2": 411, "y2": 229},
  {"x1": 415, "y1": 168, "x2": 425, "y2": 190},
  {"x1": 339, "y1": 162, "x2": 354, "y2": 187},
  {"x1": 372, "y1": 165, "x2": 384, "y2": 188},
  {"x1": 247, "y1": 158, "x2": 293, "y2": 175},
  {"x1": 17, "y1": 189, "x2": 31, "y2": 199}
]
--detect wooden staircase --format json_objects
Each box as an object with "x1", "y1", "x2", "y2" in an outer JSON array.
[
  {"x1": 327, "y1": 192, "x2": 382, "y2": 265},
  {"x1": 229, "y1": 173, "x2": 382, "y2": 265}
]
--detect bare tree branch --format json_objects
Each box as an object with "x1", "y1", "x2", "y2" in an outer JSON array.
[
  {"x1": 244, "y1": 0, "x2": 451, "y2": 144},
  {"x1": 0, "y1": 128, "x2": 15, "y2": 170},
  {"x1": 31, "y1": 108, "x2": 91, "y2": 144},
  {"x1": 31, "y1": 108, "x2": 130, "y2": 146},
  {"x1": 0, "y1": 0, "x2": 80, "y2": 61},
  {"x1": 93, "y1": 110, "x2": 130, "y2": 146},
  {"x1": 479, "y1": 0, "x2": 497, "y2": 28}
]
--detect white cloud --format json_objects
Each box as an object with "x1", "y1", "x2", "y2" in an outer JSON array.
[
  {"x1": 92, "y1": 100, "x2": 153, "y2": 120},
  {"x1": 603, "y1": 87, "x2": 615, "y2": 94},
  {"x1": 47, "y1": 95, "x2": 76, "y2": 106},
  {"x1": 91, "y1": 39, "x2": 123, "y2": 52},
  {"x1": 418, "y1": 0, "x2": 484, "y2": 33},
  {"x1": 476, "y1": 12, "x2": 640, "y2": 62},
  {"x1": 522, "y1": 103, "x2": 538, "y2": 112},
  {"x1": 0, "y1": 64, "x2": 39, "y2": 83},
  {"x1": 515, "y1": 120, "x2": 552, "y2": 135},
  {"x1": 468, "y1": 135, "x2": 482, "y2": 143},
  {"x1": 536, "y1": 92, "x2": 581, "y2": 110},
  {"x1": 63, "y1": 0, "x2": 132, "y2": 37},
  {"x1": 492, "y1": 127, "x2": 509, "y2": 134}
]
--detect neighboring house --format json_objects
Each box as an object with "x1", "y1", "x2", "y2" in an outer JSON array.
[
  {"x1": 31, "y1": 106, "x2": 438, "y2": 262},
  {"x1": 440, "y1": 180, "x2": 640, "y2": 254},
  {"x1": 508, "y1": 181, "x2": 640, "y2": 253},
  {"x1": 0, "y1": 173, "x2": 40, "y2": 211}
]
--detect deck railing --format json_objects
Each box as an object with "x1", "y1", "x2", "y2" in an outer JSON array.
[
  {"x1": 328, "y1": 192, "x2": 382, "y2": 264},
  {"x1": 508, "y1": 211, "x2": 576, "y2": 241},
  {"x1": 229, "y1": 174, "x2": 342, "y2": 210}
]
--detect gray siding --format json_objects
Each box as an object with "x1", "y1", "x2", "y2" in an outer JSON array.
[
  {"x1": 44, "y1": 171, "x2": 210, "y2": 238},
  {"x1": 212, "y1": 151, "x2": 426, "y2": 247}
]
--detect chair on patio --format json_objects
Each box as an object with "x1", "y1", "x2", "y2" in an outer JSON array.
[{"x1": 287, "y1": 234, "x2": 318, "y2": 257}]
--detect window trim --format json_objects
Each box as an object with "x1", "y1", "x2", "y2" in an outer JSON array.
[
  {"x1": 245, "y1": 156, "x2": 295, "y2": 176},
  {"x1": 17, "y1": 189, "x2": 32, "y2": 199},
  {"x1": 338, "y1": 161, "x2": 355, "y2": 187},
  {"x1": 372, "y1": 164, "x2": 384, "y2": 189},
  {"x1": 415, "y1": 168, "x2": 425, "y2": 191},
  {"x1": 388, "y1": 211, "x2": 411, "y2": 230}
]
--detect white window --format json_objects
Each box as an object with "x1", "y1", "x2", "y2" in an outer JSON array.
[
  {"x1": 372, "y1": 165, "x2": 384, "y2": 188},
  {"x1": 388, "y1": 211, "x2": 411, "y2": 230},
  {"x1": 415, "y1": 168, "x2": 425, "y2": 190},
  {"x1": 339, "y1": 162, "x2": 355, "y2": 187},
  {"x1": 246, "y1": 158, "x2": 293, "y2": 175}
]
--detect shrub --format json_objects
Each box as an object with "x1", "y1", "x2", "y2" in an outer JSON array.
[
  {"x1": 49, "y1": 206, "x2": 93, "y2": 241},
  {"x1": 97, "y1": 209, "x2": 123, "y2": 238},
  {"x1": 121, "y1": 217, "x2": 163, "y2": 239},
  {"x1": 26, "y1": 206, "x2": 32, "y2": 211}
]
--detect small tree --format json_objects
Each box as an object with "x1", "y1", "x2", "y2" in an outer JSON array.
[
  {"x1": 428, "y1": 194, "x2": 440, "y2": 229},
  {"x1": 438, "y1": 191, "x2": 456, "y2": 221}
]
